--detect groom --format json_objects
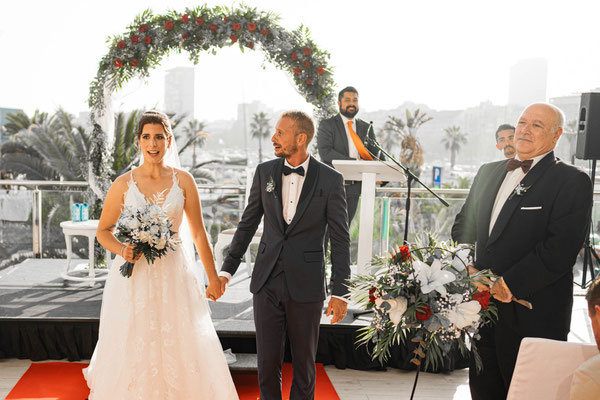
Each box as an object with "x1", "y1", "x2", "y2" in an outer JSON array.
[{"x1": 219, "y1": 110, "x2": 351, "y2": 400}]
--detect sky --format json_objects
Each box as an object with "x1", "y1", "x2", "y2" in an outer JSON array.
[{"x1": 2, "y1": 0, "x2": 600, "y2": 120}]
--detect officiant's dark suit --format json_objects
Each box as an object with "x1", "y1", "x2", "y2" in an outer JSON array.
[
  {"x1": 220, "y1": 111, "x2": 351, "y2": 400},
  {"x1": 452, "y1": 103, "x2": 593, "y2": 400},
  {"x1": 317, "y1": 86, "x2": 383, "y2": 223}
]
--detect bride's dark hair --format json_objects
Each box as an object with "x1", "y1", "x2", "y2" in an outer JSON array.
[{"x1": 135, "y1": 110, "x2": 173, "y2": 139}]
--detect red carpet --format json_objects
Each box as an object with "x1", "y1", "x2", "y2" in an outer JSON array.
[{"x1": 6, "y1": 362, "x2": 340, "y2": 400}]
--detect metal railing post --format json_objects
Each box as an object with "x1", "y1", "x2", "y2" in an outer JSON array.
[{"x1": 32, "y1": 186, "x2": 42, "y2": 258}]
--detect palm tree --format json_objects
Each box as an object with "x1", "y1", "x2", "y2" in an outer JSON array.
[
  {"x1": 111, "y1": 110, "x2": 142, "y2": 179},
  {"x1": 178, "y1": 119, "x2": 208, "y2": 167},
  {"x1": 250, "y1": 112, "x2": 271, "y2": 163},
  {"x1": 0, "y1": 109, "x2": 90, "y2": 181},
  {"x1": 381, "y1": 109, "x2": 432, "y2": 177},
  {"x1": 441, "y1": 125, "x2": 468, "y2": 169}
]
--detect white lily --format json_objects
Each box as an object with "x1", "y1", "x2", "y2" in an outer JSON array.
[
  {"x1": 375, "y1": 296, "x2": 408, "y2": 326},
  {"x1": 447, "y1": 300, "x2": 481, "y2": 329},
  {"x1": 413, "y1": 259, "x2": 456, "y2": 296},
  {"x1": 451, "y1": 248, "x2": 470, "y2": 271}
]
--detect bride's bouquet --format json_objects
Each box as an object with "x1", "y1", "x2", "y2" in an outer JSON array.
[
  {"x1": 114, "y1": 200, "x2": 179, "y2": 278},
  {"x1": 350, "y1": 234, "x2": 497, "y2": 376}
]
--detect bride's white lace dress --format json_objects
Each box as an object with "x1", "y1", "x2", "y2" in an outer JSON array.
[{"x1": 84, "y1": 171, "x2": 239, "y2": 399}]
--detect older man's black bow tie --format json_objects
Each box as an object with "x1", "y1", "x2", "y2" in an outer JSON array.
[
  {"x1": 283, "y1": 165, "x2": 305, "y2": 176},
  {"x1": 506, "y1": 158, "x2": 533, "y2": 173}
]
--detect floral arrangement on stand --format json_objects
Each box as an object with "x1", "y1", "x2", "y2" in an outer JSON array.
[{"x1": 350, "y1": 234, "x2": 497, "y2": 399}]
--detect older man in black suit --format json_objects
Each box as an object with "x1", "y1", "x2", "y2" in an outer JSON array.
[
  {"x1": 219, "y1": 110, "x2": 351, "y2": 400},
  {"x1": 452, "y1": 103, "x2": 593, "y2": 399},
  {"x1": 316, "y1": 86, "x2": 383, "y2": 224}
]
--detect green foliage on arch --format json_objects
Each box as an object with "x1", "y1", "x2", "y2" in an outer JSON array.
[{"x1": 88, "y1": 4, "x2": 338, "y2": 120}]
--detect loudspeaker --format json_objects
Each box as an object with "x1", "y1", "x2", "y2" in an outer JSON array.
[{"x1": 576, "y1": 92, "x2": 600, "y2": 160}]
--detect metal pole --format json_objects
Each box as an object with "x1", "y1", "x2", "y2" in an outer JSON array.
[{"x1": 32, "y1": 187, "x2": 42, "y2": 258}]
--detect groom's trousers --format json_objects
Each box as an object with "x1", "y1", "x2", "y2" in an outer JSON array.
[{"x1": 253, "y1": 262, "x2": 323, "y2": 400}]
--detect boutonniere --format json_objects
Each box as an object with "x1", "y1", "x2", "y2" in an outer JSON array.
[
  {"x1": 508, "y1": 183, "x2": 531, "y2": 200},
  {"x1": 265, "y1": 176, "x2": 277, "y2": 198}
]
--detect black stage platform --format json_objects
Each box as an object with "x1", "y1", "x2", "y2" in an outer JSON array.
[{"x1": 0, "y1": 259, "x2": 468, "y2": 372}]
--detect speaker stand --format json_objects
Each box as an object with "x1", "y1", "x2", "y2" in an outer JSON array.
[{"x1": 580, "y1": 159, "x2": 599, "y2": 288}]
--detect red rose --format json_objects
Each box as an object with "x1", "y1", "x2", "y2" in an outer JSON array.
[
  {"x1": 473, "y1": 291, "x2": 491, "y2": 309},
  {"x1": 223, "y1": 17, "x2": 229, "y2": 23},
  {"x1": 210, "y1": 24, "x2": 217, "y2": 32},
  {"x1": 399, "y1": 246, "x2": 410, "y2": 261},
  {"x1": 232, "y1": 23, "x2": 241, "y2": 31},
  {"x1": 293, "y1": 67, "x2": 302, "y2": 75},
  {"x1": 247, "y1": 42, "x2": 254, "y2": 49},
  {"x1": 117, "y1": 40, "x2": 126, "y2": 49},
  {"x1": 230, "y1": 34, "x2": 238, "y2": 43},
  {"x1": 304, "y1": 47, "x2": 312, "y2": 56},
  {"x1": 369, "y1": 287, "x2": 377, "y2": 295},
  {"x1": 197, "y1": 35, "x2": 204, "y2": 41},
  {"x1": 306, "y1": 78, "x2": 312, "y2": 85},
  {"x1": 260, "y1": 28, "x2": 269, "y2": 36},
  {"x1": 129, "y1": 59, "x2": 139, "y2": 67},
  {"x1": 302, "y1": 60, "x2": 310, "y2": 67},
  {"x1": 291, "y1": 51, "x2": 298, "y2": 61},
  {"x1": 182, "y1": 14, "x2": 189, "y2": 23},
  {"x1": 247, "y1": 22, "x2": 257, "y2": 31},
  {"x1": 165, "y1": 20, "x2": 174, "y2": 30},
  {"x1": 369, "y1": 295, "x2": 376, "y2": 304},
  {"x1": 415, "y1": 304, "x2": 432, "y2": 321},
  {"x1": 130, "y1": 34, "x2": 139, "y2": 43},
  {"x1": 139, "y1": 24, "x2": 148, "y2": 32},
  {"x1": 143, "y1": 36, "x2": 152, "y2": 44},
  {"x1": 182, "y1": 32, "x2": 189, "y2": 40},
  {"x1": 113, "y1": 59, "x2": 123, "y2": 68},
  {"x1": 195, "y1": 17, "x2": 204, "y2": 25},
  {"x1": 317, "y1": 66, "x2": 325, "y2": 75}
]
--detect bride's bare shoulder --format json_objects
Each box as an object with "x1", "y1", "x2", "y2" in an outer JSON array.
[
  {"x1": 172, "y1": 168, "x2": 194, "y2": 185},
  {"x1": 109, "y1": 171, "x2": 134, "y2": 193}
]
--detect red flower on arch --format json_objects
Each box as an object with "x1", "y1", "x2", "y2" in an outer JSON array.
[
  {"x1": 165, "y1": 20, "x2": 174, "y2": 31},
  {"x1": 247, "y1": 22, "x2": 257, "y2": 31},
  {"x1": 181, "y1": 14, "x2": 189, "y2": 23},
  {"x1": 113, "y1": 59, "x2": 123, "y2": 68}
]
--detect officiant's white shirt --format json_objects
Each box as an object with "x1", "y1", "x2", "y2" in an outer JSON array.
[
  {"x1": 340, "y1": 114, "x2": 360, "y2": 160},
  {"x1": 488, "y1": 151, "x2": 551, "y2": 235}
]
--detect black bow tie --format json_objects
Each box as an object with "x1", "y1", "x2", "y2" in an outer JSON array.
[
  {"x1": 506, "y1": 158, "x2": 533, "y2": 173},
  {"x1": 283, "y1": 165, "x2": 305, "y2": 176}
]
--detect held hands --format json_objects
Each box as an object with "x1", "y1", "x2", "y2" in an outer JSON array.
[
  {"x1": 468, "y1": 265, "x2": 492, "y2": 292},
  {"x1": 326, "y1": 297, "x2": 348, "y2": 324},
  {"x1": 490, "y1": 277, "x2": 513, "y2": 303},
  {"x1": 206, "y1": 278, "x2": 224, "y2": 302},
  {"x1": 121, "y1": 244, "x2": 142, "y2": 263}
]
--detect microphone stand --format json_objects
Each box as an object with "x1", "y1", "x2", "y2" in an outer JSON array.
[
  {"x1": 364, "y1": 133, "x2": 449, "y2": 244},
  {"x1": 353, "y1": 124, "x2": 449, "y2": 319}
]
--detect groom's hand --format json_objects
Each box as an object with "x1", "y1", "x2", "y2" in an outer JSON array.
[
  {"x1": 326, "y1": 297, "x2": 348, "y2": 324},
  {"x1": 218, "y1": 276, "x2": 229, "y2": 295}
]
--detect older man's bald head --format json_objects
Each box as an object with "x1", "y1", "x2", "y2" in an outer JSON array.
[{"x1": 515, "y1": 103, "x2": 565, "y2": 160}]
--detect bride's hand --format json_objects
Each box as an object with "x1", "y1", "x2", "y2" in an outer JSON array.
[
  {"x1": 122, "y1": 244, "x2": 142, "y2": 263},
  {"x1": 205, "y1": 279, "x2": 223, "y2": 302}
]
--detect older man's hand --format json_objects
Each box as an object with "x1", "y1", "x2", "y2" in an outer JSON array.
[
  {"x1": 326, "y1": 297, "x2": 348, "y2": 324},
  {"x1": 468, "y1": 265, "x2": 492, "y2": 292},
  {"x1": 491, "y1": 277, "x2": 513, "y2": 303}
]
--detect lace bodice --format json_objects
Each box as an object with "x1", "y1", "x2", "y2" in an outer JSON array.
[{"x1": 124, "y1": 169, "x2": 185, "y2": 235}]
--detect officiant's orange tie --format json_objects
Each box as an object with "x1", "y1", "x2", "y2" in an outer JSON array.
[{"x1": 348, "y1": 121, "x2": 373, "y2": 160}]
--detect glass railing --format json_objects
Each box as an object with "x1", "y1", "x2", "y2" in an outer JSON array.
[{"x1": 1, "y1": 180, "x2": 600, "y2": 270}]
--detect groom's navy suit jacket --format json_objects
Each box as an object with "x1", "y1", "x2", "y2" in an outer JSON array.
[
  {"x1": 452, "y1": 152, "x2": 592, "y2": 339},
  {"x1": 222, "y1": 156, "x2": 351, "y2": 303}
]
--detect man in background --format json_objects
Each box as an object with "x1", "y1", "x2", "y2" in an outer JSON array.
[
  {"x1": 495, "y1": 124, "x2": 516, "y2": 159},
  {"x1": 570, "y1": 277, "x2": 600, "y2": 399}
]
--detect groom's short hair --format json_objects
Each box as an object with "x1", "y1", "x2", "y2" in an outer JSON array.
[{"x1": 281, "y1": 110, "x2": 315, "y2": 143}]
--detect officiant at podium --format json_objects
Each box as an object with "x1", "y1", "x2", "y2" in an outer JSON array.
[{"x1": 317, "y1": 86, "x2": 384, "y2": 225}]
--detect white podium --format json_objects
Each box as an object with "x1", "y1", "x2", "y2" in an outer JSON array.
[{"x1": 332, "y1": 160, "x2": 405, "y2": 275}]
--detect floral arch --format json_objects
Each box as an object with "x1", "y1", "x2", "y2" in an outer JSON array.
[{"x1": 87, "y1": 4, "x2": 337, "y2": 199}]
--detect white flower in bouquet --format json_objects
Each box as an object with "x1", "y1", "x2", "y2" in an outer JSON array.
[
  {"x1": 413, "y1": 259, "x2": 456, "y2": 296},
  {"x1": 126, "y1": 217, "x2": 141, "y2": 231},
  {"x1": 450, "y1": 248, "x2": 470, "y2": 271},
  {"x1": 149, "y1": 224, "x2": 160, "y2": 235},
  {"x1": 446, "y1": 300, "x2": 482, "y2": 329},
  {"x1": 138, "y1": 230, "x2": 152, "y2": 243},
  {"x1": 374, "y1": 296, "x2": 408, "y2": 326},
  {"x1": 155, "y1": 237, "x2": 167, "y2": 250}
]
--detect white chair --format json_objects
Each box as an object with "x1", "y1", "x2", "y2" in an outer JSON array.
[
  {"x1": 506, "y1": 337, "x2": 598, "y2": 400},
  {"x1": 214, "y1": 168, "x2": 262, "y2": 277}
]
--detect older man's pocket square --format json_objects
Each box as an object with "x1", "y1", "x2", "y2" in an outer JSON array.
[{"x1": 520, "y1": 206, "x2": 542, "y2": 210}]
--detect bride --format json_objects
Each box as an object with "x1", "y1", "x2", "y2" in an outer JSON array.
[{"x1": 84, "y1": 110, "x2": 239, "y2": 399}]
